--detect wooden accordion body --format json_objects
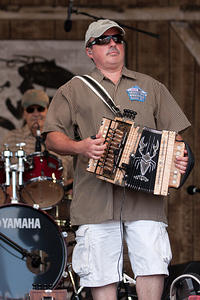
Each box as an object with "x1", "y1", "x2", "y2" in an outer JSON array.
[{"x1": 87, "y1": 117, "x2": 185, "y2": 196}]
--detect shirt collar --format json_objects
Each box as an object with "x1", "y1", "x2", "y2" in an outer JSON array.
[
  {"x1": 89, "y1": 66, "x2": 137, "y2": 82},
  {"x1": 122, "y1": 67, "x2": 137, "y2": 80}
]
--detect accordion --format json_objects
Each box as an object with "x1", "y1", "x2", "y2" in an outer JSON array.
[{"x1": 87, "y1": 117, "x2": 191, "y2": 196}]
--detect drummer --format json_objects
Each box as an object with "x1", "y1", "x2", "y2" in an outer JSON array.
[{"x1": 1, "y1": 89, "x2": 74, "y2": 199}]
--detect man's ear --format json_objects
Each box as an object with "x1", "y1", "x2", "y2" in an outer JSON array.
[{"x1": 86, "y1": 47, "x2": 92, "y2": 57}]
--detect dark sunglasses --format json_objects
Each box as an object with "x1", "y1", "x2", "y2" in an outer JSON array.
[
  {"x1": 26, "y1": 106, "x2": 46, "y2": 113},
  {"x1": 87, "y1": 34, "x2": 124, "y2": 48}
]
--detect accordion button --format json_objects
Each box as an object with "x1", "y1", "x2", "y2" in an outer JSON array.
[
  {"x1": 173, "y1": 180, "x2": 177, "y2": 184},
  {"x1": 176, "y1": 151, "x2": 181, "y2": 156}
]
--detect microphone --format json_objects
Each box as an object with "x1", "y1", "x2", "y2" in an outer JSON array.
[
  {"x1": 35, "y1": 125, "x2": 41, "y2": 152},
  {"x1": 64, "y1": 0, "x2": 73, "y2": 32},
  {"x1": 187, "y1": 185, "x2": 200, "y2": 195}
]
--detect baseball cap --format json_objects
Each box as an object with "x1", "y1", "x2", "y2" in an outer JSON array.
[
  {"x1": 85, "y1": 19, "x2": 125, "y2": 47},
  {"x1": 22, "y1": 89, "x2": 49, "y2": 109}
]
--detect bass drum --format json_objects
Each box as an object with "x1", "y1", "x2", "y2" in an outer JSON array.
[{"x1": 0, "y1": 203, "x2": 67, "y2": 300}]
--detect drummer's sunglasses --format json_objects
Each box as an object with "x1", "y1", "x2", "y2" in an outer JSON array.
[
  {"x1": 26, "y1": 106, "x2": 46, "y2": 113},
  {"x1": 87, "y1": 34, "x2": 124, "y2": 48}
]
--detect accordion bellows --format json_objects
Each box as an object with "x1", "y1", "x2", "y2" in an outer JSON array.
[{"x1": 87, "y1": 117, "x2": 185, "y2": 196}]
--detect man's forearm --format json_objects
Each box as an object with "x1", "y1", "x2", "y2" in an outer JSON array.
[{"x1": 45, "y1": 131, "x2": 80, "y2": 156}]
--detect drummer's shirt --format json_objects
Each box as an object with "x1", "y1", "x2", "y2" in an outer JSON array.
[
  {"x1": 1, "y1": 124, "x2": 74, "y2": 182},
  {"x1": 43, "y1": 67, "x2": 191, "y2": 226}
]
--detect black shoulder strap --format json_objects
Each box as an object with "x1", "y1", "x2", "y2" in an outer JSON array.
[
  {"x1": 76, "y1": 75, "x2": 123, "y2": 117},
  {"x1": 178, "y1": 140, "x2": 195, "y2": 189}
]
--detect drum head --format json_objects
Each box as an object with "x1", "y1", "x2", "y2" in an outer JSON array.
[
  {"x1": 20, "y1": 179, "x2": 64, "y2": 209},
  {"x1": 0, "y1": 203, "x2": 67, "y2": 300}
]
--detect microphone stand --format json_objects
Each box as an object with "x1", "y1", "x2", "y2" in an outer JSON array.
[
  {"x1": 35, "y1": 126, "x2": 42, "y2": 152},
  {"x1": 71, "y1": 8, "x2": 160, "y2": 39},
  {"x1": 0, "y1": 231, "x2": 46, "y2": 271},
  {"x1": 0, "y1": 231, "x2": 33, "y2": 259}
]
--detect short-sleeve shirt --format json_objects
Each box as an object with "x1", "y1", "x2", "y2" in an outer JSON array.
[{"x1": 43, "y1": 67, "x2": 191, "y2": 226}]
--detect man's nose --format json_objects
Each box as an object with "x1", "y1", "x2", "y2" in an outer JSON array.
[
  {"x1": 109, "y1": 38, "x2": 117, "y2": 45},
  {"x1": 32, "y1": 110, "x2": 40, "y2": 115}
]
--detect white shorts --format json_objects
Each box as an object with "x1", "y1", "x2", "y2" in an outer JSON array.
[{"x1": 72, "y1": 220, "x2": 172, "y2": 287}]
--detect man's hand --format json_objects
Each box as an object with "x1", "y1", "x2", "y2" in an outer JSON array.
[
  {"x1": 175, "y1": 149, "x2": 188, "y2": 174},
  {"x1": 79, "y1": 132, "x2": 107, "y2": 159},
  {"x1": 46, "y1": 131, "x2": 106, "y2": 158}
]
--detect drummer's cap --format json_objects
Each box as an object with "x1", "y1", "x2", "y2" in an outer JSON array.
[
  {"x1": 22, "y1": 89, "x2": 49, "y2": 109},
  {"x1": 85, "y1": 19, "x2": 125, "y2": 47}
]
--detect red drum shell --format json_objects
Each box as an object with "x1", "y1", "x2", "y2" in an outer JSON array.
[{"x1": 21, "y1": 152, "x2": 64, "y2": 209}]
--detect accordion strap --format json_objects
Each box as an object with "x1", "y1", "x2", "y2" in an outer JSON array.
[
  {"x1": 178, "y1": 140, "x2": 195, "y2": 189},
  {"x1": 75, "y1": 75, "x2": 123, "y2": 117}
]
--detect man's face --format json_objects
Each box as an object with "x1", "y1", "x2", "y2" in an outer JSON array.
[
  {"x1": 86, "y1": 28, "x2": 125, "y2": 70},
  {"x1": 23, "y1": 105, "x2": 48, "y2": 135}
]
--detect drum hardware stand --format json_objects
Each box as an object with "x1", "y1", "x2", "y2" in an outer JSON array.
[
  {"x1": 117, "y1": 273, "x2": 137, "y2": 300},
  {"x1": 3, "y1": 144, "x2": 12, "y2": 188},
  {"x1": 16, "y1": 143, "x2": 26, "y2": 187},
  {"x1": 52, "y1": 172, "x2": 57, "y2": 183},
  {"x1": 3, "y1": 142, "x2": 26, "y2": 203},
  {"x1": 66, "y1": 263, "x2": 84, "y2": 300},
  {"x1": 11, "y1": 164, "x2": 20, "y2": 203}
]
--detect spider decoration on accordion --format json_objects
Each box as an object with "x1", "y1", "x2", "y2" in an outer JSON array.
[{"x1": 87, "y1": 109, "x2": 194, "y2": 196}]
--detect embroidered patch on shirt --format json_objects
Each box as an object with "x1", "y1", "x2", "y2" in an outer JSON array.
[{"x1": 126, "y1": 85, "x2": 147, "y2": 102}]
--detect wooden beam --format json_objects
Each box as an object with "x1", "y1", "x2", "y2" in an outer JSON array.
[
  {"x1": 0, "y1": 6, "x2": 200, "y2": 21},
  {"x1": 171, "y1": 21, "x2": 200, "y2": 66}
]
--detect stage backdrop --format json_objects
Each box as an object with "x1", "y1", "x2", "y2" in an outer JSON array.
[{"x1": 0, "y1": 40, "x2": 93, "y2": 146}]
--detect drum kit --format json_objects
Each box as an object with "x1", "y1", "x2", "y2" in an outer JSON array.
[{"x1": 0, "y1": 143, "x2": 76, "y2": 300}]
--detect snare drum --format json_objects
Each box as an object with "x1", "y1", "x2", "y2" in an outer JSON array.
[
  {"x1": 0, "y1": 203, "x2": 67, "y2": 300},
  {"x1": 0, "y1": 157, "x2": 6, "y2": 205},
  {"x1": 21, "y1": 152, "x2": 64, "y2": 209}
]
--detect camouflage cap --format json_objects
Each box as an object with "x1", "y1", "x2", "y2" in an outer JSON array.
[
  {"x1": 85, "y1": 19, "x2": 125, "y2": 47},
  {"x1": 22, "y1": 89, "x2": 49, "y2": 109}
]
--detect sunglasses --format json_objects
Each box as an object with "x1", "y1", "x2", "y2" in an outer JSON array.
[
  {"x1": 87, "y1": 34, "x2": 124, "y2": 48},
  {"x1": 26, "y1": 106, "x2": 46, "y2": 113}
]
